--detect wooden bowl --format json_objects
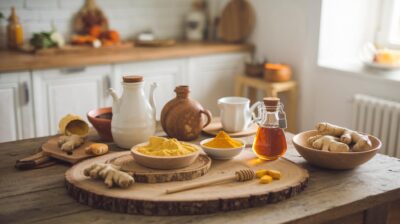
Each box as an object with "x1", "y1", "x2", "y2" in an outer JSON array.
[
  {"x1": 130, "y1": 142, "x2": 200, "y2": 170},
  {"x1": 264, "y1": 63, "x2": 292, "y2": 82},
  {"x1": 292, "y1": 130, "x2": 382, "y2": 170},
  {"x1": 87, "y1": 107, "x2": 113, "y2": 142},
  {"x1": 200, "y1": 138, "x2": 245, "y2": 160}
]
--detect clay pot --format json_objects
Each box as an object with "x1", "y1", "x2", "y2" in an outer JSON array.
[
  {"x1": 87, "y1": 107, "x2": 113, "y2": 142},
  {"x1": 161, "y1": 86, "x2": 212, "y2": 141}
]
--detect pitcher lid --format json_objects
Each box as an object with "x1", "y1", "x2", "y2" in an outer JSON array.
[{"x1": 123, "y1": 75, "x2": 143, "y2": 83}]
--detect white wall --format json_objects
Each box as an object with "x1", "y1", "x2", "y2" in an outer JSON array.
[
  {"x1": 247, "y1": 0, "x2": 400, "y2": 132},
  {"x1": 0, "y1": 0, "x2": 191, "y2": 41},
  {"x1": 247, "y1": 0, "x2": 319, "y2": 131}
]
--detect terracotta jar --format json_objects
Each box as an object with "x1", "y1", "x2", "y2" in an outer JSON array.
[{"x1": 161, "y1": 85, "x2": 212, "y2": 141}]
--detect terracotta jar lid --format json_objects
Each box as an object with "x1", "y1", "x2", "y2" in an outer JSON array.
[
  {"x1": 175, "y1": 85, "x2": 190, "y2": 98},
  {"x1": 263, "y1": 97, "x2": 280, "y2": 111},
  {"x1": 123, "y1": 75, "x2": 143, "y2": 83}
]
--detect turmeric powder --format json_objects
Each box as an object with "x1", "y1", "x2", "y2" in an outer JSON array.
[
  {"x1": 137, "y1": 136, "x2": 198, "y2": 156},
  {"x1": 203, "y1": 131, "x2": 243, "y2": 148}
]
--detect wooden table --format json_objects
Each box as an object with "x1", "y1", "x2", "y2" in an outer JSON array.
[{"x1": 1, "y1": 133, "x2": 400, "y2": 224}]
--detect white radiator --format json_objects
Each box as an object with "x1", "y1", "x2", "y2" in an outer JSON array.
[{"x1": 352, "y1": 94, "x2": 400, "y2": 157}]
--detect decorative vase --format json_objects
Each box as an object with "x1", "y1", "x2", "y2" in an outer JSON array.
[{"x1": 161, "y1": 85, "x2": 212, "y2": 141}]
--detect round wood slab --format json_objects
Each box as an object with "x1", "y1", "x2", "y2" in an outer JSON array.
[
  {"x1": 202, "y1": 117, "x2": 258, "y2": 137},
  {"x1": 65, "y1": 150, "x2": 309, "y2": 215},
  {"x1": 108, "y1": 153, "x2": 212, "y2": 183}
]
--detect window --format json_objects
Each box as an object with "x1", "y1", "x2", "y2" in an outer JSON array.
[{"x1": 377, "y1": 0, "x2": 400, "y2": 48}]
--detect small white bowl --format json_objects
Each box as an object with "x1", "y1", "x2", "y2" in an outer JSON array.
[
  {"x1": 200, "y1": 138, "x2": 245, "y2": 160},
  {"x1": 131, "y1": 142, "x2": 200, "y2": 170}
]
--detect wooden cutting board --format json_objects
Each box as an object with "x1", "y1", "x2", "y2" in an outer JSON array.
[
  {"x1": 202, "y1": 117, "x2": 258, "y2": 137},
  {"x1": 41, "y1": 137, "x2": 96, "y2": 164},
  {"x1": 65, "y1": 149, "x2": 309, "y2": 215},
  {"x1": 218, "y1": 0, "x2": 255, "y2": 43},
  {"x1": 108, "y1": 153, "x2": 212, "y2": 183}
]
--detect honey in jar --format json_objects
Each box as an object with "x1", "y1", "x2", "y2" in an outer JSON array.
[{"x1": 252, "y1": 97, "x2": 287, "y2": 160}]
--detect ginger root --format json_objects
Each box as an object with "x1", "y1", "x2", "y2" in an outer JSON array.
[
  {"x1": 316, "y1": 122, "x2": 372, "y2": 151},
  {"x1": 85, "y1": 143, "x2": 109, "y2": 156},
  {"x1": 58, "y1": 135, "x2": 84, "y2": 152},
  {"x1": 83, "y1": 163, "x2": 134, "y2": 188},
  {"x1": 308, "y1": 135, "x2": 350, "y2": 152}
]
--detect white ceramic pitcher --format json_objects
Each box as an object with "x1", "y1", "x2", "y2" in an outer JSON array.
[
  {"x1": 218, "y1": 97, "x2": 262, "y2": 132},
  {"x1": 109, "y1": 76, "x2": 158, "y2": 149}
]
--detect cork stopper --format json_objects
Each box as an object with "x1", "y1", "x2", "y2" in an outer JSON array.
[
  {"x1": 263, "y1": 97, "x2": 280, "y2": 111},
  {"x1": 8, "y1": 7, "x2": 19, "y2": 23},
  {"x1": 123, "y1": 75, "x2": 143, "y2": 83},
  {"x1": 175, "y1": 85, "x2": 190, "y2": 98}
]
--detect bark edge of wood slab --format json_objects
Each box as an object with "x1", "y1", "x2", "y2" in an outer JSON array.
[{"x1": 65, "y1": 151, "x2": 309, "y2": 215}]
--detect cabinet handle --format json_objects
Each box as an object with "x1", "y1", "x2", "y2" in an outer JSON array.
[
  {"x1": 60, "y1": 67, "x2": 86, "y2": 74},
  {"x1": 106, "y1": 76, "x2": 111, "y2": 89},
  {"x1": 23, "y1": 82, "x2": 29, "y2": 104}
]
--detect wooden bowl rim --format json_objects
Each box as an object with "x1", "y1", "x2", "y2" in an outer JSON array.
[
  {"x1": 131, "y1": 142, "x2": 200, "y2": 159},
  {"x1": 292, "y1": 130, "x2": 382, "y2": 155},
  {"x1": 200, "y1": 138, "x2": 246, "y2": 150},
  {"x1": 87, "y1": 107, "x2": 112, "y2": 122}
]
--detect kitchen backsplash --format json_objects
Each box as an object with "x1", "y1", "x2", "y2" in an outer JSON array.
[{"x1": 0, "y1": 0, "x2": 192, "y2": 42}]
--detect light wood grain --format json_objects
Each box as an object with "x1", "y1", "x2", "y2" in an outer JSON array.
[
  {"x1": 109, "y1": 153, "x2": 212, "y2": 183},
  {"x1": 1, "y1": 133, "x2": 400, "y2": 224},
  {"x1": 0, "y1": 42, "x2": 253, "y2": 72}
]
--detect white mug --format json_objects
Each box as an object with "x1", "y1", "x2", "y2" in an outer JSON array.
[{"x1": 218, "y1": 97, "x2": 261, "y2": 132}]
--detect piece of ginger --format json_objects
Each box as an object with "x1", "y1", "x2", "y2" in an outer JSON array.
[
  {"x1": 308, "y1": 135, "x2": 349, "y2": 152},
  {"x1": 58, "y1": 135, "x2": 84, "y2": 152},
  {"x1": 83, "y1": 163, "x2": 134, "y2": 188},
  {"x1": 315, "y1": 122, "x2": 372, "y2": 151},
  {"x1": 259, "y1": 175, "x2": 273, "y2": 184},
  {"x1": 85, "y1": 143, "x2": 109, "y2": 156}
]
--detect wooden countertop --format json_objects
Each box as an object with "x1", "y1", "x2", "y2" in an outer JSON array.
[
  {"x1": 0, "y1": 42, "x2": 253, "y2": 73},
  {"x1": 1, "y1": 133, "x2": 400, "y2": 224}
]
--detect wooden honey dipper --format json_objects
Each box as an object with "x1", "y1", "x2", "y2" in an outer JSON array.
[{"x1": 166, "y1": 169, "x2": 255, "y2": 194}]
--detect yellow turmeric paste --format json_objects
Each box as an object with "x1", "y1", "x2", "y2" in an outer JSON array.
[
  {"x1": 137, "y1": 136, "x2": 197, "y2": 156},
  {"x1": 203, "y1": 131, "x2": 243, "y2": 148}
]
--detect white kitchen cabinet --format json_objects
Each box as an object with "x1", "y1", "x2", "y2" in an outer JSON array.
[
  {"x1": 0, "y1": 72, "x2": 35, "y2": 142},
  {"x1": 32, "y1": 65, "x2": 112, "y2": 137},
  {"x1": 114, "y1": 59, "x2": 187, "y2": 120},
  {"x1": 188, "y1": 53, "x2": 248, "y2": 115}
]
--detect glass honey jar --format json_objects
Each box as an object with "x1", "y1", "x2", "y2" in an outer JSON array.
[{"x1": 252, "y1": 97, "x2": 287, "y2": 160}]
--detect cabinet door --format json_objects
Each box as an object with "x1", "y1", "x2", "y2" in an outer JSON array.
[
  {"x1": 188, "y1": 53, "x2": 248, "y2": 115},
  {"x1": 32, "y1": 65, "x2": 112, "y2": 136},
  {"x1": 0, "y1": 72, "x2": 35, "y2": 142},
  {"x1": 114, "y1": 59, "x2": 186, "y2": 120}
]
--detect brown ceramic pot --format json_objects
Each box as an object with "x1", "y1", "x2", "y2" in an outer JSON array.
[
  {"x1": 161, "y1": 86, "x2": 212, "y2": 141},
  {"x1": 87, "y1": 107, "x2": 113, "y2": 142}
]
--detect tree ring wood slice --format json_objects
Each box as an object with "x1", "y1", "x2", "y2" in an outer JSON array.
[
  {"x1": 107, "y1": 153, "x2": 212, "y2": 183},
  {"x1": 65, "y1": 150, "x2": 309, "y2": 215}
]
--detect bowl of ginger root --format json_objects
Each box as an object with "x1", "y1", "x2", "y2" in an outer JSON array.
[{"x1": 292, "y1": 122, "x2": 382, "y2": 170}]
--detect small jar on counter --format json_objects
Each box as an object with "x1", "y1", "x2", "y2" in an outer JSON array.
[{"x1": 7, "y1": 6, "x2": 24, "y2": 50}]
